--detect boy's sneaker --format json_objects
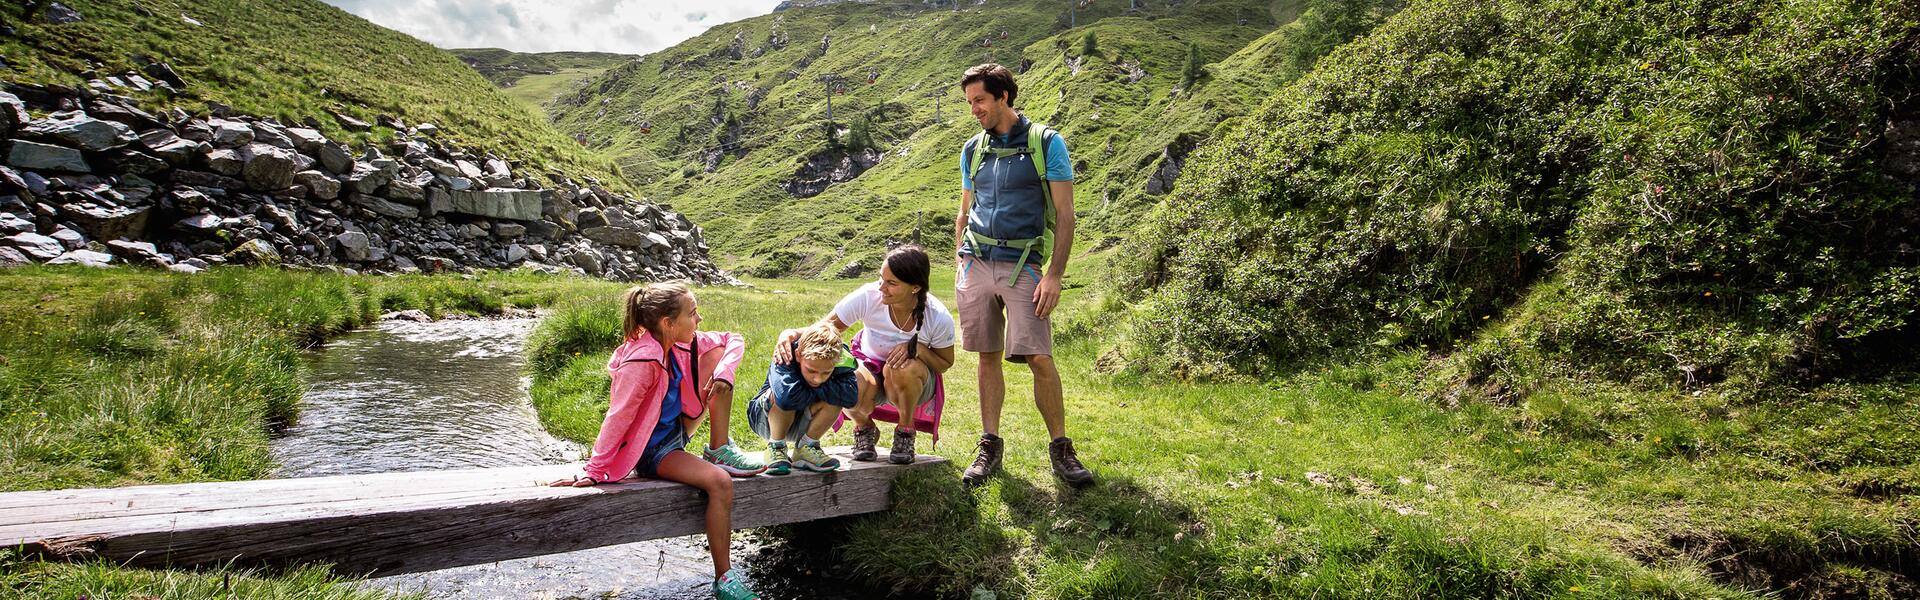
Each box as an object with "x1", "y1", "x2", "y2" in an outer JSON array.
[
  {"x1": 792, "y1": 440, "x2": 841, "y2": 472},
  {"x1": 763, "y1": 442, "x2": 791, "y2": 476},
  {"x1": 961, "y1": 433, "x2": 1004, "y2": 487},
  {"x1": 713, "y1": 567, "x2": 760, "y2": 600},
  {"x1": 850, "y1": 424, "x2": 880, "y2": 462},
  {"x1": 889, "y1": 429, "x2": 917, "y2": 465},
  {"x1": 703, "y1": 442, "x2": 767, "y2": 477},
  {"x1": 1049, "y1": 437, "x2": 1094, "y2": 488}
]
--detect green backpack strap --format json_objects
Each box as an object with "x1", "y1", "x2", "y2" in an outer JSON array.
[{"x1": 964, "y1": 125, "x2": 1058, "y2": 287}]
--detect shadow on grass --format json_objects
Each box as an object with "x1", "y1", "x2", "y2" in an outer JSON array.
[{"x1": 752, "y1": 464, "x2": 1221, "y2": 598}]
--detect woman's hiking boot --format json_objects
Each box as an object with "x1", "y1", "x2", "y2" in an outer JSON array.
[
  {"x1": 792, "y1": 440, "x2": 841, "y2": 472},
  {"x1": 763, "y1": 441, "x2": 791, "y2": 476},
  {"x1": 850, "y1": 425, "x2": 880, "y2": 461},
  {"x1": 962, "y1": 433, "x2": 1004, "y2": 487},
  {"x1": 889, "y1": 429, "x2": 917, "y2": 464},
  {"x1": 1049, "y1": 437, "x2": 1094, "y2": 488},
  {"x1": 703, "y1": 442, "x2": 767, "y2": 477},
  {"x1": 713, "y1": 567, "x2": 760, "y2": 600}
]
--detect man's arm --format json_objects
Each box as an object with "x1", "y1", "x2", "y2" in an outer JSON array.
[{"x1": 1034, "y1": 180, "x2": 1074, "y2": 319}]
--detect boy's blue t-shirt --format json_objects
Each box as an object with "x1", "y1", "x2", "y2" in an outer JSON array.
[
  {"x1": 960, "y1": 131, "x2": 1072, "y2": 190},
  {"x1": 765, "y1": 347, "x2": 859, "y2": 410},
  {"x1": 648, "y1": 351, "x2": 683, "y2": 449}
]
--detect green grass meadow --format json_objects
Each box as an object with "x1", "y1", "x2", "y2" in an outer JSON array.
[{"x1": 0, "y1": 263, "x2": 1913, "y2": 597}]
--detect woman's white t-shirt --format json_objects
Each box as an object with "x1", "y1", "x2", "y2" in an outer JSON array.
[{"x1": 832, "y1": 281, "x2": 957, "y2": 358}]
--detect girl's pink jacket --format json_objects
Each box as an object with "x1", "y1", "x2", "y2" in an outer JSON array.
[{"x1": 581, "y1": 329, "x2": 746, "y2": 482}]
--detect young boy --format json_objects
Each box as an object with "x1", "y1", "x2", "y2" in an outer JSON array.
[{"x1": 748, "y1": 323, "x2": 857, "y2": 474}]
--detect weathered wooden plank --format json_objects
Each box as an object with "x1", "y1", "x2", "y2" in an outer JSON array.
[{"x1": 2, "y1": 449, "x2": 944, "y2": 575}]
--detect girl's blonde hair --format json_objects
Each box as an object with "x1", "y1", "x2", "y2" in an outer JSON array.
[
  {"x1": 622, "y1": 282, "x2": 690, "y2": 341},
  {"x1": 793, "y1": 322, "x2": 843, "y2": 362}
]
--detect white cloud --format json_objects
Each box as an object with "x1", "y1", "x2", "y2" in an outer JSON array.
[{"x1": 320, "y1": 0, "x2": 785, "y2": 55}]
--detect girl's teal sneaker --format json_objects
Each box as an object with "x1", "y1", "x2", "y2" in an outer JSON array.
[{"x1": 714, "y1": 567, "x2": 760, "y2": 600}]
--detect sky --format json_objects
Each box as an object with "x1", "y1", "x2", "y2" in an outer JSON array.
[{"x1": 320, "y1": 0, "x2": 786, "y2": 55}]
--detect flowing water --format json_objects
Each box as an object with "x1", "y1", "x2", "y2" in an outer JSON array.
[{"x1": 271, "y1": 317, "x2": 810, "y2": 599}]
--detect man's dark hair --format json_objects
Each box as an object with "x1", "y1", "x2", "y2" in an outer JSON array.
[{"x1": 960, "y1": 63, "x2": 1018, "y2": 106}]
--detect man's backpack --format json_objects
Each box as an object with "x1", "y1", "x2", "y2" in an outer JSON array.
[{"x1": 963, "y1": 124, "x2": 1057, "y2": 286}]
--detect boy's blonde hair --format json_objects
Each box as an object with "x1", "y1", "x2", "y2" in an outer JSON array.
[{"x1": 794, "y1": 323, "x2": 843, "y2": 362}]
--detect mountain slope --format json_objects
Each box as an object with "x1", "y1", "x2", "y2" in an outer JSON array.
[
  {"x1": 447, "y1": 48, "x2": 635, "y2": 109},
  {"x1": 547, "y1": 0, "x2": 1320, "y2": 275}
]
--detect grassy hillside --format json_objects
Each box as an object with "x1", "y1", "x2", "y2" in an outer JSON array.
[
  {"x1": 1, "y1": 0, "x2": 627, "y2": 189},
  {"x1": 1127, "y1": 0, "x2": 1920, "y2": 390},
  {"x1": 447, "y1": 48, "x2": 635, "y2": 108},
  {"x1": 548, "y1": 0, "x2": 1323, "y2": 275}
]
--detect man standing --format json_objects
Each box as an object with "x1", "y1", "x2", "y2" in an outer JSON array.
[{"x1": 953, "y1": 63, "x2": 1093, "y2": 488}]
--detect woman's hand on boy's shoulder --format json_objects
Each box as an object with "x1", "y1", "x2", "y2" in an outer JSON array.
[{"x1": 772, "y1": 328, "x2": 801, "y2": 363}]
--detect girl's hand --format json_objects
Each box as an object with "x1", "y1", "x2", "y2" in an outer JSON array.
[
  {"x1": 548, "y1": 475, "x2": 599, "y2": 487},
  {"x1": 772, "y1": 329, "x2": 801, "y2": 363}
]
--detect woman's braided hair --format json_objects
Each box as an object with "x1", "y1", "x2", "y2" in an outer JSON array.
[{"x1": 884, "y1": 245, "x2": 932, "y2": 359}]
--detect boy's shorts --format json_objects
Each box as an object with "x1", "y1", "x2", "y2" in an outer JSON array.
[{"x1": 956, "y1": 255, "x2": 1053, "y2": 362}]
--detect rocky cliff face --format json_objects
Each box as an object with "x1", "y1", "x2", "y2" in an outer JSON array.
[{"x1": 0, "y1": 79, "x2": 727, "y2": 283}]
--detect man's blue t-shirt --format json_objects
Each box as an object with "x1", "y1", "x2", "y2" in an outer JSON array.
[
  {"x1": 961, "y1": 132, "x2": 1072, "y2": 190},
  {"x1": 648, "y1": 351, "x2": 683, "y2": 449}
]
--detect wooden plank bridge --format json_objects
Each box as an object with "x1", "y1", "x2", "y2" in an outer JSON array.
[{"x1": 0, "y1": 449, "x2": 943, "y2": 575}]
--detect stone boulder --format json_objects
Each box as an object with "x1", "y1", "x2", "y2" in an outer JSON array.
[
  {"x1": 334, "y1": 231, "x2": 371, "y2": 261},
  {"x1": 0, "y1": 92, "x2": 27, "y2": 133},
  {"x1": 224, "y1": 238, "x2": 280, "y2": 265},
  {"x1": 7, "y1": 232, "x2": 65, "y2": 260},
  {"x1": 7, "y1": 140, "x2": 90, "y2": 172},
  {"x1": 293, "y1": 170, "x2": 340, "y2": 200},
  {"x1": 209, "y1": 118, "x2": 253, "y2": 147},
  {"x1": 239, "y1": 143, "x2": 297, "y2": 190},
  {"x1": 446, "y1": 188, "x2": 544, "y2": 221},
  {"x1": 49, "y1": 249, "x2": 114, "y2": 267},
  {"x1": 62, "y1": 204, "x2": 150, "y2": 241},
  {"x1": 106, "y1": 239, "x2": 170, "y2": 266},
  {"x1": 318, "y1": 143, "x2": 354, "y2": 174}
]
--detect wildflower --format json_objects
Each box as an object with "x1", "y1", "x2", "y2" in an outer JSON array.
[
  {"x1": 1703, "y1": 292, "x2": 1713, "y2": 297},
  {"x1": 1652, "y1": 436, "x2": 1663, "y2": 443},
  {"x1": 1640, "y1": 62, "x2": 1652, "y2": 70}
]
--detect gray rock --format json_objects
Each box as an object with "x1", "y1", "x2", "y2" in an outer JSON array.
[
  {"x1": 293, "y1": 170, "x2": 340, "y2": 199},
  {"x1": 454, "y1": 159, "x2": 485, "y2": 179},
  {"x1": 49, "y1": 249, "x2": 114, "y2": 267},
  {"x1": 171, "y1": 170, "x2": 243, "y2": 190},
  {"x1": 240, "y1": 143, "x2": 297, "y2": 190},
  {"x1": 109, "y1": 149, "x2": 168, "y2": 175},
  {"x1": 250, "y1": 121, "x2": 295, "y2": 149},
  {"x1": 565, "y1": 249, "x2": 603, "y2": 273},
  {"x1": 446, "y1": 176, "x2": 476, "y2": 191},
  {"x1": 504, "y1": 243, "x2": 528, "y2": 263},
  {"x1": 421, "y1": 157, "x2": 459, "y2": 177},
  {"x1": 523, "y1": 220, "x2": 559, "y2": 239},
  {"x1": 224, "y1": 238, "x2": 280, "y2": 265},
  {"x1": 348, "y1": 159, "x2": 399, "y2": 194},
  {"x1": 415, "y1": 123, "x2": 440, "y2": 136},
  {"x1": 204, "y1": 148, "x2": 244, "y2": 175},
  {"x1": 0, "y1": 166, "x2": 26, "y2": 192},
  {"x1": 209, "y1": 118, "x2": 254, "y2": 147},
  {"x1": 311, "y1": 145, "x2": 350, "y2": 176},
  {"x1": 384, "y1": 179, "x2": 425, "y2": 203},
  {"x1": 0, "y1": 92, "x2": 27, "y2": 133},
  {"x1": 44, "y1": 3, "x2": 85, "y2": 25},
  {"x1": 285, "y1": 127, "x2": 329, "y2": 153},
  {"x1": 87, "y1": 98, "x2": 161, "y2": 129},
  {"x1": 643, "y1": 231, "x2": 671, "y2": 250},
  {"x1": 575, "y1": 207, "x2": 609, "y2": 228},
  {"x1": 484, "y1": 158, "x2": 511, "y2": 177},
  {"x1": 168, "y1": 262, "x2": 204, "y2": 274},
  {"x1": 334, "y1": 112, "x2": 372, "y2": 132},
  {"x1": 175, "y1": 213, "x2": 222, "y2": 234},
  {"x1": 7, "y1": 232, "x2": 64, "y2": 260},
  {"x1": 580, "y1": 226, "x2": 652, "y2": 248},
  {"x1": 0, "y1": 212, "x2": 33, "y2": 235},
  {"x1": 144, "y1": 62, "x2": 186, "y2": 88},
  {"x1": 138, "y1": 130, "x2": 200, "y2": 165},
  {"x1": 446, "y1": 188, "x2": 544, "y2": 221},
  {"x1": 426, "y1": 187, "x2": 452, "y2": 216},
  {"x1": 62, "y1": 203, "x2": 149, "y2": 241},
  {"x1": 334, "y1": 230, "x2": 371, "y2": 261},
  {"x1": 492, "y1": 222, "x2": 526, "y2": 238},
  {"x1": 106, "y1": 239, "x2": 169, "y2": 265},
  {"x1": 0, "y1": 246, "x2": 29, "y2": 267},
  {"x1": 49, "y1": 226, "x2": 85, "y2": 250},
  {"x1": 7, "y1": 141, "x2": 90, "y2": 172},
  {"x1": 350, "y1": 193, "x2": 419, "y2": 219}
]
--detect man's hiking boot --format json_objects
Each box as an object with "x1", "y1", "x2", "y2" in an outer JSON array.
[
  {"x1": 962, "y1": 433, "x2": 1004, "y2": 487},
  {"x1": 763, "y1": 442, "x2": 791, "y2": 476},
  {"x1": 850, "y1": 425, "x2": 880, "y2": 462},
  {"x1": 792, "y1": 441, "x2": 841, "y2": 472},
  {"x1": 1049, "y1": 437, "x2": 1094, "y2": 488},
  {"x1": 703, "y1": 442, "x2": 767, "y2": 477},
  {"x1": 889, "y1": 429, "x2": 917, "y2": 464},
  {"x1": 713, "y1": 567, "x2": 760, "y2": 600}
]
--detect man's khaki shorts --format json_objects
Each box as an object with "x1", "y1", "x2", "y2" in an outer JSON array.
[{"x1": 955, "y1": 255, "x2": 1052, "y2": 363}]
